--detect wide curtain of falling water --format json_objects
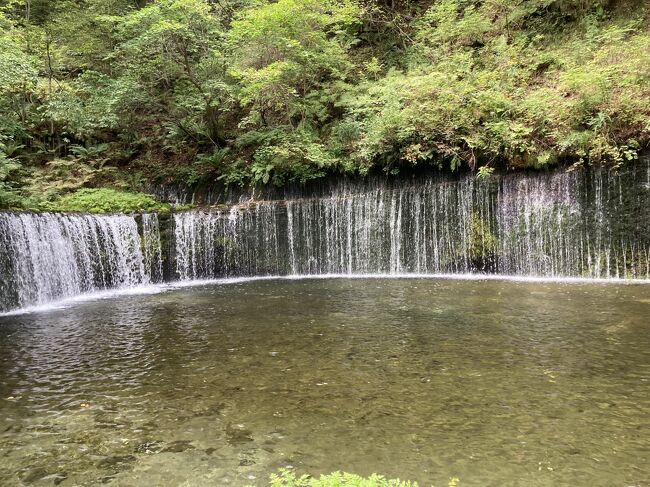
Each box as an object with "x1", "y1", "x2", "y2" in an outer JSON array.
[
  {"x1": 1, "y1": 161, "x2": 649, "y2": 312},
  {"x1": 0, "y1": 213, "x2": 163, "y2": 312},
  {"x1": 172, "y1": 160, "x2": 650, "y2": 280}
]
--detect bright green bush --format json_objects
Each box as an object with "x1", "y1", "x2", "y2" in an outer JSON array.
[
  {"x1": 263, "y1": 469, "x2": 460, "y2": 487},
  {"x1": 268, "y1": 470, "x2": 412, "y2": 487},
  {"x1": 49, "y1": 188, "x2": 170, "y2": 214}
]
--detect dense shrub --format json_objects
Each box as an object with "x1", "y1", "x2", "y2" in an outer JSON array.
[
  {"x1": 0, "y1": 0, "x2": 648, "y2": 205},
  {"x1": 49, "y1": 188, "x2": 170, "y2": 213}
]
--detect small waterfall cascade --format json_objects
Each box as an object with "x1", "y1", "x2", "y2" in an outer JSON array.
[
  {"x1": 173, "y1": 203, "x2": 284, "y2": 280},
  {"x1": 141, "y1": 213, "x2": 164, "y2": 283},
  {"x1": 173, "y1": 160, "x2": 650, "y2": 280},
  {"x1": 0, "y1": 213, "x2": 162, "y2": 312}
]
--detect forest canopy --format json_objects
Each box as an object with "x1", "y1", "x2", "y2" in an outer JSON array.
[{"x1": 0, "y1": 0, "x2": 649, "y2": 208}]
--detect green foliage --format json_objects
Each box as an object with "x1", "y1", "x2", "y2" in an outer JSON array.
[
  {"x1": 267, "y1": 469, "x2": 417, "y2": 487},
  {"x1": 47, "y1": 73, "x2": 138, "y2": 139},
  {"x1": 476, "y1": 166, "x2": 495, "y2": 179},
  {"x1": 113, "y1": 0, "x2": 234, "y2": 148},
  {"x1": 264, "y1": 469, "x2": 461, "y2": 487},
  {"x1": 0, "y1": 34, "x2": 38, "y2": 95},
  {"x1": 0, "y1": 147, "x2": 24, "y2": 208},
  {"x1": 0, "y1": 0, "x2": 649, "y2": 199},
  {"x1": 339, "y1": 1, "x2": 650, "y2": 172},
  {"x1": 250, "y1": 130, "x2": 338, "y2": 185},
  {"x1": 49, "y1": 188, "x2": 170, "y2": 213},
  {"x1": 229, "y1": 0, "x2": 360, "y2": 128},
  {"x1": 0, "y1": 14, "x2": 40, "y2": 145},
  {"x1": 22, "y1": 155, "x2": 123, "y2": 204},
  {"x1": 415, "y1": 0, "x2": 492, "y2": 54}
]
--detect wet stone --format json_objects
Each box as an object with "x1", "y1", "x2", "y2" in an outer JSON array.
[
  {"x1": 42, "y1": 473, "x2": 68, "y2": 485},
  {"x1": 162, "y1": 440, "x2": 195, "y2": 453},
  {"x1": 225, "y1": 424, "x2": 254, "y2": 446},
  {"x1": 3, "y1": 424, "x2": 22, "y2": 434},
  {"x1": 20, "y1": 467, "x2": 49, "y2": 483},
  {"x1": 96, "y1": 455, "x2": 136, "y2": 471},
  {"x1": 192, "y1": 403, "x2": 225, "y2": 417},
  {"x1": 238, "y1": 457, "x2": 256, "y2": 466},
  {"x1": 134, "y1": 440, "x2": 164, "y2": 454}
]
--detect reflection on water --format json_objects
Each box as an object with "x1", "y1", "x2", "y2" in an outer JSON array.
[{"x1": 0, "y1": 278, "x2": 649, "y2": 486}]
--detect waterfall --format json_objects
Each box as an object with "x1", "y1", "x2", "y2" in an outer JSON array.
[
  {"x1": 1, "y1": 160, "x2": 649, "y2": 313},
  {"x1": 173, "y1": 202, "x2": 284, "y2": 280},
  {"x1": 172, "y1": 161, "x2": 650, "y2": 280},
  {"x1": 0, "y1": 213, "x2": 162, "y2": 312},
  {"x1": 141, "y1": 213, "x2": 164, "y2": 283}
]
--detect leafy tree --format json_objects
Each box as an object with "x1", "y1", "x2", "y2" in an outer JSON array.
[
  {"x1": 0, "y1": 14, "x2": 39, "y2": 142},
  {"x1": 115, "y1": 0, "x2": 234, "y2": 147},
  {"x1": 229, "y1": 0, "x2": 361, "y2": 129},
  {"x1": 0, "y1": 146, "x2": 24, "y2": 208}
]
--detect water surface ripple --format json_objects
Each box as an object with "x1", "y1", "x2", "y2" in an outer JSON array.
[{"x1": 0, "y1": 278, "x2": 649, "y2": 486}]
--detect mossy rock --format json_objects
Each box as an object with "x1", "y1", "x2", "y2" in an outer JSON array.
[{"x1": 48, "y1": 188, "x2": 171, "y2": 214}]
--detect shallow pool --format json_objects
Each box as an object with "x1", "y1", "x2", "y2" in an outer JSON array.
[{"x1": 1, "y1": 278, "x2": 649, "y2": 486}]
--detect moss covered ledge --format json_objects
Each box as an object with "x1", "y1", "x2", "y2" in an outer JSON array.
[{"x1": 45, "y1": 188, "x2": 171, "y2": 214}]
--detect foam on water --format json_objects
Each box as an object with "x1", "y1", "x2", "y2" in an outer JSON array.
[{"x1": 3, "y1": 273, "x2": 648, "y2": 317}]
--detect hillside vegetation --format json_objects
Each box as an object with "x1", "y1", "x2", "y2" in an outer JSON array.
[{"x1": 1, "y1": 0, "x2": 649, "y2": 209}]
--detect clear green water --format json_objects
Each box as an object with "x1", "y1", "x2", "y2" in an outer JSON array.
[{"x1": 0, "y1": 278, "x2": 649, "y2": 486}]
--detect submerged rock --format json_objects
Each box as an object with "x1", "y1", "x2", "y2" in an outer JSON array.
[
  {"x1": 20, "y1": 467, "x2": 49, "y2": 483},
  {"x1": 162, "y1": 440, "x2": 195, "y2": 453},
  {"x1": 134, "y1": 440, "x2": 164, "y2": 454},
  {"x1": 96, "y1": 455, "x2": 136, "y2": 471},
  {"x1": 225, "y1": 423, "x2": 254, "y2": 446},
  {"x1": 42, "y1": 473, "x2": 68, "y2": 485}
]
